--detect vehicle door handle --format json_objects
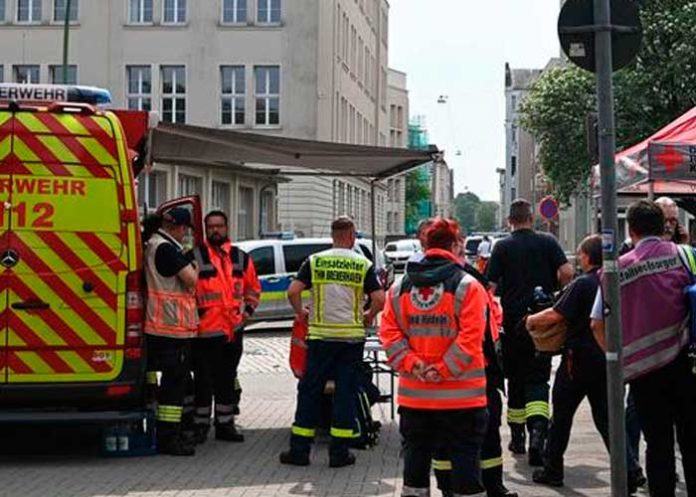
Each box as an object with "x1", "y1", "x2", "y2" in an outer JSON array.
[
  {"x1": 12, "y1": 300, "x2": 50, "y2": 310},
  {"x1": 266, "y1": 277, "x2": 281, "y2": 283}
]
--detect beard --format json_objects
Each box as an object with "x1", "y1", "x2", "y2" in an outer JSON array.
[{"x1": 207, "y1": 233, "x2": 227, "y2": 246}]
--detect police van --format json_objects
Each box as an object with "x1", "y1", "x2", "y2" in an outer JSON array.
[
  {"x1": 0, "y1": 84, "x2": 186, "y2": 422},
  {"x1": 237, "y1": 237, "x2": 391, "y2": 321}
]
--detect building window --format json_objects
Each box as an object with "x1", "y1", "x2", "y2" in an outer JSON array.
[
  {"x1": 129, "y1": 0, "x2": 153, "y2": 23},
  {"x1": 211, "y1": 180, "x2": 231, "y2": 213},
  {"x1": 257, "y1": 0, "x2": 280, "y2": 24},
  {"x1": 511, "y1": 156, "x2": 517, "y2": 177},
  {"x1": 254, "y1": 66, "x2": 279, "y2": 126},
  {"x1": 0, "y1": 67, "x2": 4, "y2": 83},
  {"x1": 17, "y1": 0, "x2": 41, "y2": 22},
  {"x1": 222, "y1": 0, "x2": 246, "y2": 23},
  {"x1": 238, "y1": 186, "x2": 254, "y2": 240},
  {"x1": 511, "y1": 94, "x2": 517, "y2": 110},
  {"x1": 261, "y1": 189, "x2": 274, "y2": 233},
  {"x1": 53, "y1": 0, "x2": 77, "y2": 21},
  {"x1": 177, "y1": 173, "x2": 202, "y2": 197},
  {"x1": 49, "y1": 64, "x2": 77, "y2": 84},
  {"x1": 387, "y1": 212, "x2": 392, "y2": 233},
  {"x1": 13, "y1": 65, "x2": 39, "y2": 84},
  {"x1": 395, "y1": 179, "x2": 401, "y2": 203},
  {"x1": 347, "y1": 185, "x2": 353, "y2": 216},
  {"x1": 337, "y1": 181, "x2": 345, "y2": 214},
  {"x1": 163, "y1": 0, "x2": 186, "y2": 23},
  {"x1": 126, "y1": 66, "x2": 151, "y2": 111},
  {"x1": 0, "y1": 0, "x2": 5, "y2": 22},
  {"x1": 161, "y1": 66, "x2": 186, "y2": 123},
  {"x1": 221, "y1": 66, "x2": 245, "y2": 125},
  {"x1": 137, "y1": 170, "x2": 168, "y2": 211}
]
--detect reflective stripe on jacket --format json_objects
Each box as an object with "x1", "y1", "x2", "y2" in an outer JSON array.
[
  {"x1": 144, "y1": 231, "x2": 198, "y2": 339},
  {"x1": 196, "y1": 242, "x2": 261, "y2": 339},
  {"x1": 308, "y1": 248, "x2": 371, "y2": 341},
  {"x1": 617, "y1": 239, "x2": 690, "y2": 381},
  {"x1": 380, "y1": 252, "x2": 487, "y2": 410}
]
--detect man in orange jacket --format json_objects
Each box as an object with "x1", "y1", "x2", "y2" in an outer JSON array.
[
  {"x1": 380, "y1": 217, "x2": 489, "y2": 497},
  {"x1": 192, "y1": 210, "x2": 261, "y2": 443}
]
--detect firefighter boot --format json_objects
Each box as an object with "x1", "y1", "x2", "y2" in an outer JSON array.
[
  {"x1": 532, "y1": 467, "x2": 563, "y2": 487},
  {"x1": 508, "y1": 425, "x2": 526, "y2": 455},
  {"x1": 157, "y1": 423, "x2": 196, "y2": 456},
  {"x1": 329, "y1": 451, "x2": 356, "y2": 468},
  {"x1": 279, "y1": 450, "x2": 310, "y2": 466},
  {"x1": 191, "y1": 424, "x2": 210, "y2": 445},
  {"x1": 483, "y1": 466, "x2": 518, "y2": 497},
  {"x1": 528, "y1": 426, "x2": 546, "y2": 467},
  {"x1": 215, "y1": 422, "x2": 244, "y2": 442}
]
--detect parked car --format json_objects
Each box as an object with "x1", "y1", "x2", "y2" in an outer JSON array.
[
  {"x1": 237, "y1": 237, "x2": 392, "y2": 322},
  {"x1": 383, "y1": 239, "x2": 421, "y2": 272}
]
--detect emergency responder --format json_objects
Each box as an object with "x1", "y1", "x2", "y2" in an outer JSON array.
[
  {"x1": 430, "y1": 235, "x2": 517, "y2": 497},
  {"x1": 381, "y1": 217, "x2": 489, "y2": 497},
  {"x1": 408, "y1": 218, "x2": 434, "y2": 263},
  {"x1": 144, "y1": 207, "x2": 199, "y2": 456},
  {"x1": 280, "y1": 216, "x2": 385, "y2": 467},
  {"x1": 486, "y1": 199, "x2": 573, "y2": 466},
  {"x1": 191, "y1": 210, "x2": 261, "y2": 444},
  {"x1": 524, "y1": 235, "x2": 616, "y2": 489},
  {"x1": 591, "y1": 200, "x2": 696, "y2": 497}
]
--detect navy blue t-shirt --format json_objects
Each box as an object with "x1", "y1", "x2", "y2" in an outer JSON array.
[{"x1": 554, "y1": 269, "x2": 602, "y2": 353}]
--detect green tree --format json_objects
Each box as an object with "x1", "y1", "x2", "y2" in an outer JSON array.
[
  {"x1": 519, "y1": 0, "x2": 696, "y2": 202},
  {"x1": 477, "y1": 202, "x2": 499, "y2": 232},
  {"x1": 405, "y1": 167, "x2": 431, "y2": 233},
  {"x1": 454, "y1": 192, "x2": 481, "y2": 233}
]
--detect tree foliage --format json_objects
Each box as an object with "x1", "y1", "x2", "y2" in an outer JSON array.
[
  {"x1": 519, "y1": 0, "x2": 696, "y2": 202},
  {"x1": 454, "y1": 193, "x2": 500, "y2": 233},
  {"x1": 477, "y1": 202, "x2": 499, "y2": 232},
  {"x1": 405, "y1": 167, "x2": 431, "y2": 233}
]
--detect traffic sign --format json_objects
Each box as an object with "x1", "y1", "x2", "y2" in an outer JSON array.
[
  {"x1": 558, "y1": 0, "x2": 642, "y2": 73},
  {"x1": 539, "y1": 196, "x2": 559, "y2": 220}
]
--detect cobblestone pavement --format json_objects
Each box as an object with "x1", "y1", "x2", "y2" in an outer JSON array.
[{"x1": 0, "y1": 332, "x2": 686, "y2": 497}]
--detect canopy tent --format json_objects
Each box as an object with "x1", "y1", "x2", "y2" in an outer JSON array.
[
  {"x1": 148, "y1": 122, "x2": 439, "y2": 251},
  {"x1": 149, "y1": 122, "x2": 437, "y2": 179},
  {"x1": 593, "y1": 106, "x2": 696, "y2": 196}
]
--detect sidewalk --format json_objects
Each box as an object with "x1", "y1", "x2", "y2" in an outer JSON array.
[{"x1": 0, "y1": 332, "x2": 681, "y2": 497}]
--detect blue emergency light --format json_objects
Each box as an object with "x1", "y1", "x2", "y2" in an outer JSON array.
[{"x1": 0, "y1": 83, "x2": 112, "y2": 105}]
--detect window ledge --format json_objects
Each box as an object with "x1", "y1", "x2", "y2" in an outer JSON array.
[
  {"x1": 253, "y1": 125, "x2": 282, "y2": 131},
  {"x1": 48, "y1": 21, "x2": 80, "y2": 26},
  {"x1": 161, "y1": 22, "x2": 189, "y2": 27},
  {"x1": 123, "y1": 22, "x2": 156, "y2": 28},
  {"x1": 14, "y1": 20, "x2": 43, "y2": 25},
  {"x1": 255, "y1": 21, "x2": 283, "y2": 28}
]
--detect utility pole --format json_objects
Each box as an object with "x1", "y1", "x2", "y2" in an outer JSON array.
[
  {"x1": 62, "y1": 0, "x2": 72, "y2": 84},
  {"x1": 594, "y1": 0, "x2": 628, "y2": 495}
]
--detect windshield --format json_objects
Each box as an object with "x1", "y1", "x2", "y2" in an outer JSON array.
[{"x1": 385, "y1": 240, "x2": 419, "y2": 252}]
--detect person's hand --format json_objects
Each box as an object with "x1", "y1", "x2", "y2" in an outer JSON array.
[
  {"x1": 363, "y1": 311, "x2": 375, "y2": 327},
  {"x1": 423, "y1": 366, "x2": 442, "y2": 383},
  {"x1": 411, "y1": 360, "x2": 427, "y2": 381}
]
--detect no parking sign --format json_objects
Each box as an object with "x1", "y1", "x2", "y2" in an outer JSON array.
[{"x1": 539, "y1": 196, "x2": 559, "y2": 220}]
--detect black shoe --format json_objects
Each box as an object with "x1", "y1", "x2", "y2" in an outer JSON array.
[
  {"x1": 157, "y1": 436, "x2": 196, "y2": 456},
  {"x1": 532, "y1": 468, "x2": 563, "y2": 487},
  {"x1": 191, "y1": 425, "x2": 210, "y2": 445},
  {"x1": 508, "y1": 427, "x2": 526, "y2": 455},
  {"x1": 528, "y1": 429, "x2": 545, "y2": 467},
  {"x1": 279, "y1": 450, "x2": 310, "y2": 466},
  {"x1": 441, "y1": 492, "x2": 454, "y2": 497},
  {"x1": 329, "y1": 452, "x2": 356, "y2": 468},
  {"x1": 215, "y1": 424, "x2": 244, "y2": 442}
]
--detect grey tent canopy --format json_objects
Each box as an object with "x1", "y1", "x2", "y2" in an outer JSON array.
[{"x1": 149, "y1": 122, "x2": 438, "y2": 179}]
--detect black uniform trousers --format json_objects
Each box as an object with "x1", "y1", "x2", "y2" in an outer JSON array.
[
  {"x1": 146, "y1": 334, "x2": 192, "y2": 437},
  {"x1": 290, "y1": 340, "x2": 363, "y2": 458},
  {"x1": 401, "y1": 406, "x2": 488, "y2": 496},
  {"x1": 502, "y1": 317, "x2": 552, "y2": 431},
  {"x1": 434, "y1": 385, "x2": 504, "y2": 494},
  {"x1": 192, "y1": 335, "x2": 238, "y2": 427},
  {"x1": 545, "y1": 347, "x2": 610, "y2": 477},
  {"x1": 630, "y1": 350, "x2": 696, "y2": 497}
]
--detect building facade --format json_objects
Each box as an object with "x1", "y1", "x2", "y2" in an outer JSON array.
[
  {"x1": 431, "y1": 155, "x2": 454, "y2": 218},
  {"x1": 0, "y1": 0, "x2": 399, "y2": 242},
  {"x1": 384, "y1": 68, "x2": 408, "y2": 238}
]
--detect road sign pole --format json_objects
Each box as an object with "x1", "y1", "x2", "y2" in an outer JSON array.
[{"x1": 594, "y1": 1, "x2": 628, "y2": 496}]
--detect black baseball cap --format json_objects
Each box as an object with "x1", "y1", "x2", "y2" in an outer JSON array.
[{"x1": 163, "y1": 207, "x2": 193, "y2": 227}]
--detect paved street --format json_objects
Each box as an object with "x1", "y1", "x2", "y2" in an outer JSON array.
[{"x1": 0, "y1": 332, "x2": 686, "y2": 497}]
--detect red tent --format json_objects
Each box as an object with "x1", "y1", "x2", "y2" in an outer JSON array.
[{"x1": 593, "y1": 106, "x2": 696, "y2": 195}]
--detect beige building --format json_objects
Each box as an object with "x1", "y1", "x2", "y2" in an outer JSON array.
[
  {"x1": 431, "y1": 154, "x2": 454, "y2": 218},
  {"x1": 384, "y1": 68, "x2": 408, "y2": 238},
  {"x1": 0, "y1": 0, "x2": 400, "y2": 242}
]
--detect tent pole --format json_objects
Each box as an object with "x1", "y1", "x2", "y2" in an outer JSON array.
[
  {"x1": 371, "y1": 180, "x2": 377, "y2": 263},
  {"x1": 648, "y1": 179, "x2": 655, "y2": 201}
]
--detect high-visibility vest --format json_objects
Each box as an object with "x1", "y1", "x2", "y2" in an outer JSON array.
[
  {"x1": 144, "y1": 231, "x2": 198, "y2": 339},
  {"x1": 381, "y1": 270, "x2": 488, "y2": 410},
  {"x1": 196, "y1": 242, "x2": 261, "y2": 340},
  {"x1": 308, "y1": 248, "x2": 371, "y2": 342}
]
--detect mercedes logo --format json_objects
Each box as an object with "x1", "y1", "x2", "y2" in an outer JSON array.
[{"x1": 1, "y1": 249, "x2": 19, "y2": 268}]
